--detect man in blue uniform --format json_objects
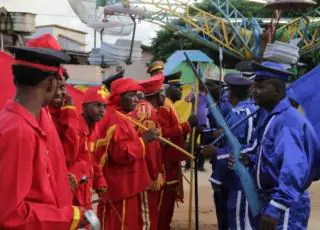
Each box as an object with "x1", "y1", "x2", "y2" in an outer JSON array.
[
  {"x1": 250, "y1": 61, "x2": 319, "y2": 230},
  {"x1": 202, "y1": 79, "x2": 230, "y2": 230},
  {"x1": 202, "y1": 73, "x2": 258, "y2": 230}
]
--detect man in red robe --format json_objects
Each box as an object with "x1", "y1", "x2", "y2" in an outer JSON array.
[
  {"x1": 157, "y1": 79, "x2": 198, "y2": 230},
  {"x1": 48, "y1": 71, "x2": 81, "y2": 168},
  {"x1": 129, "y1": 74, "x2": 165, "y2": 230},
  {"x1": 68, "y1": 86, "x2": 108, "y2": 209},
  {"x1": 140, "y1": 72, "x2": 198, "y2": 230},
  {"x1": 26, "y1": 33, "x2": 80, "y2": 169},
  {"x1": 25, "y1": 32, "x2": 83, "y2": 213},
  {"x1": 95, "y1": 78, "x2": 160, "y2": 230},
  {"x1": 0, "y1": 47, "x2": 84, "y2": 229}
]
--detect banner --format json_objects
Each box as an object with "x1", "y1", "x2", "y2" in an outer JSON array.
[
  {"x1": 0, "y1": 51, "x2": 85, "y2": 114},
  {"x1": 0, "y1": 52, "x2": 15, "y2": 110},
  {"x1": 289, "y1": 65, "x2": 320, "y2": 139}
]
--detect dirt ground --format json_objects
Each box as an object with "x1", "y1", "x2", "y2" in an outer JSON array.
[
  {"x1": 171, "y1": 162, "x2": 320, "y2": 230},
  {"x1": 92, "y1": 162, "x2": 320, "y2": 229}
]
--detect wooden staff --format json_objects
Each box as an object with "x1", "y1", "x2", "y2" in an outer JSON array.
[
  {"x1": 188, "y1": 78, "x2": 199, "y2": 230},
  {"x1": 89, "y1": 199, "x2": 128, "y2": 230},
  {"x1": 116, "y1": 111, "x2": 195, "y2": 160},
  {"x1": 182, "y1": 173, "x2": 190, "y2": 184}
]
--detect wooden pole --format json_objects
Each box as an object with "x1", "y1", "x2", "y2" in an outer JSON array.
[
  {"x1": 115, "y1": 111, "x2": 195, "y2": 159},
  {"x1": 188, "y1": 77, "x2": 199, "y2": 230}
]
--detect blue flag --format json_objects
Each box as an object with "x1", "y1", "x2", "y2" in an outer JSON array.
[{"x1": 288, "y1": 65, "x2": 320, "y2": 139}]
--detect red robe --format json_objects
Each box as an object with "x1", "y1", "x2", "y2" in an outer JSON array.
[
  {"x1": 68, "y1": 116, "x2": 107, "y2": 209},
  {"x1": 129, "y1": 100, "x2": 164, "y2": 230},
  {"x1": 95, "y1": 108, "x2": 151, "y2": 230},
  {"x1": 49, "y1": 106, "x2": 80, "y2": 168},
  {"x1": 0, "y1": 101, "x2": 81, "y2": 229},
  {"x1": 157, "y1": 104, "x2": 191, "y2": 230},
  {"x1": 50, "y1": 106, "x2": 107, "y2": 209}
]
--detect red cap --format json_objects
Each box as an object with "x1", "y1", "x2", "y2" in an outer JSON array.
[
  {"x1": 26, "y1": 34, "x2": 62, "y2": 51},
  {"x1": 25, "y1": 34, "x2": 64, "y2": 77},
  {"x1": 139, "y1": 73, "x2": 165, "y2": 96},
  {"x1": 83, "y1": 85, "x2": 108, "y2": 104},
  {"x1": 107, "y1": 78, "x2": 144, "y2": 106}
]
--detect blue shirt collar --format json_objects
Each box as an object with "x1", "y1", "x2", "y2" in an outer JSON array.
[{"x1": 270, "y1": 98, "x2": 291, "y2": 115}]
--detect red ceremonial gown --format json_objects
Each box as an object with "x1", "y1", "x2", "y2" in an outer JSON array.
[
  {"x1": 68, "y1": 115, "x2": 107, "y2": 209},
  {"x1": 50, "y1": 106, "x2": 107, "y2": 209},
  {"x1": 49, "y1": 106, "x2": 80, "y2": 168},
  {"x1": 129, "y1": 100, "x2": 164, "y2": 230},
  {"x1": 95, "y1": 108, "x2": 152, "y2": 230},
  {"x1": 157, "y1": 102, "x2": 191, "y2": 230},
  {"x1": 0, "y1": 101, "x2": 81, "y2": 230}
]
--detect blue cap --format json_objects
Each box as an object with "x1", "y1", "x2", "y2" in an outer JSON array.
[
  {"x1": 224, "y1": 72, "x2": 253, "y2": 86},
  {"x1": 252, "y1": 61, "x2": 295, "y2": 81}
]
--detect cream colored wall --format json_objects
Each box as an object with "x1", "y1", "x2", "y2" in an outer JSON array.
[
  {"x1": 102, "y1": 51, "x2": 153, "y2": 81},
  {"x1": 64, "y1": 51, "x2": 152, "y2": 84},
  {"x1": 32, "y1": 26, "x2": 86, "y2": 51},
  {"x1": 64, "y1": 65, "x2": 102, "y2": 83},
  {"x1": 54, "y1": 27, "x2": 86, "y2": 47}
]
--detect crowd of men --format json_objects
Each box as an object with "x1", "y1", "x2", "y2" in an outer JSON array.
[{"x1": 0, "y1": 34, "x2": 319, "y2": 230}]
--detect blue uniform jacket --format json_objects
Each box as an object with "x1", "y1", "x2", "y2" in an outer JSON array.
[
  {"x1": 256, "y1": 98, "x2": 319, "y2": 221},
  {"x1": 210, "y1": 99, "x2": 258, "y2": 190}
]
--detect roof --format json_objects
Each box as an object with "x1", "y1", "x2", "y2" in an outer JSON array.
[
  {"x1": 36, "y1": 24, "x2": 87, "y2": 35},
  {"x1": 59, "y1": 34, "x2": 86, "y2": 46},
  {"x1": 64, "y1": 49, "x2": 89, "y2": 57},
  {"x1": 164, "y1": 50, "x2": 213, "y2": 75}
]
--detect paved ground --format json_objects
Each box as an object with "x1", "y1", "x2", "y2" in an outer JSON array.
[{"x1": 171, "y1": 162, "x2": 320, "y2": 230}]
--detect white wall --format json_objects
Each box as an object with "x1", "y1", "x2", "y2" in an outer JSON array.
[
  {"x1": 30, "y1": 26, "x2": 86, "y2": 51},
  {"x1": 58, "y1": 36, "x2": 82, "y2": 51}
]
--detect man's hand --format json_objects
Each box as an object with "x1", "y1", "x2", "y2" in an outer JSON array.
[
  {"x1": 228, "y1": 153, "x2": 252, "y2": 170},
  {"x1": 96, "y1": 187, "x2": 108, "y2": 194},
  {"x1": 228, "y1": 155, "x2": 235, "y2": 170},
  {"x1": 259, "y1": 215, "x2": 278, "y2": 230},
  {"x1": 188, "y1": 114, "x2": 198, "y2": 128},
  {"x1": 239, "y1": 153, "x2": 251, "y2": 167},
  {"x1": 68, "y1": 173, "x2": 77, "y2": 192},
  {"x1": 142, "y1": 128, "x2": 160, "y2": 143},
  {"x1": 200, "y1": 145, "x2": 218, "y2": 158},
  {"x1": 212, "y1": 128, "x2": 224, "y2": 140}
]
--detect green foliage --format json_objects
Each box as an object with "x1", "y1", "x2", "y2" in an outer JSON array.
[
  {"x1": 150, "y1": 29, "x2": 199, "y2": 62},
  {"x1": 193, "y1": 0, "x2": 313, "y2": 18},
  {"x1": 300, "y1": 49, "x2": 320, "y2": 74}
]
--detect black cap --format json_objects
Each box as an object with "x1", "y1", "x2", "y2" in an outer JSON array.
[
  {"x1": 224, "y1": 72, "x2": 253, "y2": 86},
  {"x1": 205, "y1": 78, "x2": 224, "y2": 86},
  {"x1": 235, "y1": 61, "x2": 254, "y2": 73},
  {"x1": 8, "y1": 46, "x2": 71, "y2": 68},
  {"x1": 102, "y1": 69, "x2": 125, "y2": 90},
  {"x1": 164, "y1": 71, "x2": 182, "y2": 86}
]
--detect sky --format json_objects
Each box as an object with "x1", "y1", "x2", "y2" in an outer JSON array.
[{"x1": 1, "y1": 0, "x2": 160, "y2": 51}]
